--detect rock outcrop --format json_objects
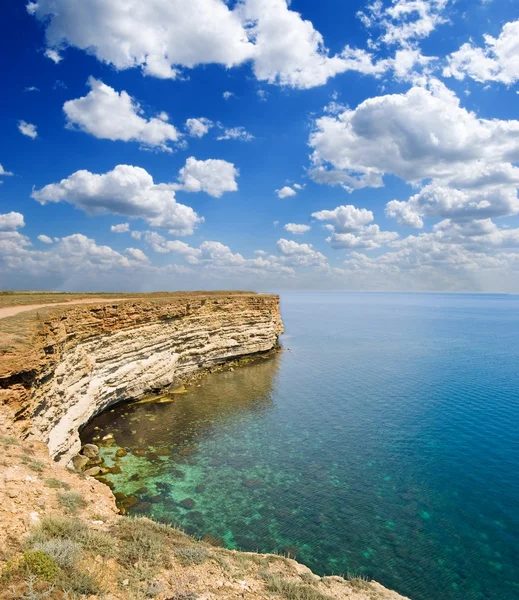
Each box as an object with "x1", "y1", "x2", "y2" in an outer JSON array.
[{"x1": 0, "y1": 293, "x2": 283, "y2": 464}]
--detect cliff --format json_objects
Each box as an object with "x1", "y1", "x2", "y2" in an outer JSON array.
[
  {"x1": 0, "y1": 293, "x2": 283, "y2": 464},
  {"x1": 0, "y1": 292, "x2": 409, "y2": 600}
]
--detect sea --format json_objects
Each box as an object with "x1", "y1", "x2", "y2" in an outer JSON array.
[{"x1": 82, "y1": 292, "x2": 519, "y2": 600}]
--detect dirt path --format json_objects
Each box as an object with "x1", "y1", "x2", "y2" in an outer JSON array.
[{"x1": 0, "y1": 298, "x2": 133, "y2": 320}]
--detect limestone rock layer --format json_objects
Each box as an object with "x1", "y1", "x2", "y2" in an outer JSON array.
[{"x1": 0, "y1": 294, "x2": 283, "y2": 464}]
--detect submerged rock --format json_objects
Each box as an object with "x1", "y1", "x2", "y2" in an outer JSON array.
[
  {"x1": 242, "y1": 478, "x2": 263, "y2": 489},
  {"x1": 81, "y1": 443, "x2": 99, "y2": 458},
  {"x1": 83, "y1": 466, "x2": 102, "y2": 477},
  {"x1": 72, "y1": 454, "x2": 89, "y2": 472},
  {"x1": 115, "y1": 448, "x2": 127, "y2": 458},
  {"x1": 179, "y1": 498, "x2": 196, "y2": 510}
]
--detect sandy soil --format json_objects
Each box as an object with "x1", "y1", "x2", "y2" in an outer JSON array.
[{"x1": 0, "y1": 298, "x2": 132, "y2": 320}]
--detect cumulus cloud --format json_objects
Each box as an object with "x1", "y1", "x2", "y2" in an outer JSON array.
[
  {"x1": 309, "y1": 80, "x2": 519, "y2": 189},
  {"x1": 111, "y1": 223, "x2": 130, "y2": 233},
  {"x1": 175, "y1": 157, "x2": 239, "y2": 197},
  {"x1": 31, "y1": 165, "x2": 203, "y2": 235},
  {"x1": 386, "y1": 183, "x2": 519, "y2": 228},
  {"x1": 276, "y1": 186, "x2": 297, "y2": 199},
  {"x1": 216, "y1": 126, "x2": 254, "y2": 141},
  {"x1": 284, "y1": 223, "x2": 311, "y2": 235},
  {"x1": 312, "y1": 204, "x2": 398, "y2": 250},
  {"x1": 185, "y1": 117, "x2": 214, "y2": 138},
  {"x1": 358, "y1": 0, "x2": 450, "y2": 48},
  {"x1": 0, "y1": 212, "x2": 25, "y2": 232},
  {"x1": 45, "y1": 48, "x2": 62, "y2": 63},
  {"x1": 126, "y1": 247, "x2": 148, "y2": 261},
  {"x1": 277, "y1": 238, "x2": 327, "y2": 267},
  {"x1": 18, "y1": 120, "x2": 38, "y2": 139},
  {"x1": 444, "y1": 20, "x2": 519, "y2": 85},
  {"x1": 64, "y1": 78, "x2": 181, "y2": 151},
  {"x1": 29, "y1": 0, "x2": 388, "y2": 89},
  {"x1": 0, "y1": 164, "x2": 13, "y2": 183},
  {"x1": 37, "y1": 234, "x2": 54, "y2": 244}
]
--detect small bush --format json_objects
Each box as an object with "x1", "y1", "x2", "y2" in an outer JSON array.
[
  {"x1": 33, "y1": 539, "x2": 81, "y2": 569},
  {"x1": 263, "y1": 573, "x2": 333, "y2": 600},
  {"x1": 43, "y1": 478, "x2": 70, "y2": 490},
  {"x1": 56, "y1": 491, "x2": 86, "y2": 514},
  {"x1": 23, "y1": 551, "x2": 60, "y2": 581},
  {"x1": 174, "y1": 546, "x2": 211, "y2": 565},
  {"x1": 114, "y1": 517, "x2": 177, "y2": 568}
]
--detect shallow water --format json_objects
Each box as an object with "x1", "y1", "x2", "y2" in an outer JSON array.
[{"x1": 82, "y1": 292, "x2": 519, "y2": 600}]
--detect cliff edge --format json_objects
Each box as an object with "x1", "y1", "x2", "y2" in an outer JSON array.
[{"x1": 0, "y1": 292, "x2": 409, "y2": 600}]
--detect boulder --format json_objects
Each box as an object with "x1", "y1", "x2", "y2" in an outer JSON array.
[
  {"x1": 72, "y1": 454, "x2": 90, "y2": 472},
  {"x1": 83, "y1": 466, "x2": 102, "y2": 477},
  {"x1": 81, "y1": 443, "x2": 99, "y2": 458}
]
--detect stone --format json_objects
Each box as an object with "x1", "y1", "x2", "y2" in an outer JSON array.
[
  {"x1": 115, "y1": 448, "x2": 127, "y2": 458},
  {"x1": 81, "y1": 443, "x2": 99, "y2": 458},
  {"x1": 72, "y1": 454, "x2": 90, "y2": 473},
  {"x1": 179, "y1": 498, "x2": 195, "y2": 510},
  {"x1": 242, "y1": 478, "x2": 263, "y2": 489},
  {"x1": 83, "y1": 466, "x2": 102, "y2": 477}
]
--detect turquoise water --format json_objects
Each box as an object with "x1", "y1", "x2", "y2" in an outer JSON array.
[{"x1": 82, "y1": 292, "x2": 519, "y2": 600}]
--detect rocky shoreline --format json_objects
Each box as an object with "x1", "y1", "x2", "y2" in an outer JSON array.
[{"x1": 0, "y1": 293, "x2": 410, "y2": 600}]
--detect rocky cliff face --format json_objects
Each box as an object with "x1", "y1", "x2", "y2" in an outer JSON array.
[{"x1": 0, "y1": 294, "x2": 283, "y2": 464}]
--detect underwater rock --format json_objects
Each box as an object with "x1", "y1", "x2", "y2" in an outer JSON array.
[
  {"x1": 194, "y1": 484, "x2": 206, "y2": 493},
  {"x1": 72, "y1": 454, "x2": 89, "y2": 472},
  {"x1": 115, "y1": 448, "x2": 127, "y2": 458},
  {"x1": 179, "y1": 498, "x2": 196, "y2": 510},
  {"x1": 108, "y1": 465, "x2": 122, "y2": 474},
  {"x1": 83, "y1": 466, "x2": 102, "y2": 477},
  {"x1": 81, "y1": 443, "x2": 99, "y2": 458},
  {"x1": 242, "y1": 478, "x2": 263, "y2": 489},
  {"x1": 87, "y1": 456, "x2": 103, "y2": 466},
  {"x1": 132, "y1": 449, "x2": 147, "y2": 457}
]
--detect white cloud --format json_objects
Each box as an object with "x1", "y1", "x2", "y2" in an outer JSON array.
[
  {"x1": 284, "y1": 223, "x2": 311, "y2": 235},
  {"x1": 37, "y1": 234, "x2": 54, "y2": 244},
  {"x1": 223, "y1": 91, "x2": 234, "y2": 100},
  {"x1": 312, "y1": 205, "x2": 375, "y2": 232},
  {"x1": 276, "y1": 238, "x2": 327, "y2": 267},
  {"x1": 31, "y1": 165, "x2": 203, "y2": 235},
  {"x1": 0, "y1": 164, "x2": 13, "y2": 178},
  {"x1": 309, "y1": 80, "x2": 519, "y2": 188},
  {"x1": 126, "y1": 247, "x2": 148, "y2": 261},
  {"x1": 18, "y1": 120, "x2": 38, "y2": 139},
  {"x1": 386, "y1": 183, "x2": 519, "y2": 228},
  {"x1": 216, "y1": 126, "x2": 254, "y2": 141},
  {"x1": 24, "y1": 86, "x2": 40, "y2": 92},
  {"x1": 358, "y1": 0, "x2": 450, "y2": 48},
  {"x1": 0, "y1": 212, "x2": 25, "y2": 232},
  {"x1": 312, "y1": 204, "x2": 398, "y2": 250},
  {"x1": 176, "y1": 157, "x2": 239, "y2": 197},
  {"x1": 64, "y1": 78, "x2": 181, "y2": 151},
  {"x1": 45, "y1": 48, "x2": 62, "y2": 63},
  {"x1": 111, "y1": 223, "x2": 130, "y2": 233},
  {"x1": 276, "y1": 186, "x2": 297, "y2": 199},
  {"x1": 29, "y1": 0, "x2": 389, "y2": 89},
  {"x1": 444, "y1": 21, "x2": 519, "y2": 85},
  {"x1": 185, "y1": 117, "x2": 214, "y2": 138}
]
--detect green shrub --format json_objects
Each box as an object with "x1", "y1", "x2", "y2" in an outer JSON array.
[
  {"x1": 44, "y1": 478, "x2": 70, "y2": 490},
  {"x1": 33, "y1": 539, "x2": 81, "y2": 569},
  {"x1": 23, "y1": 551, "x2": 60, "y2": 581},
  {"x1": 174, "y1": 546, "x2": 211, "y2": 565},
  {"x1": 263, "y1": 573, "x2": 333, "y2": 600},
  {"x1": 56, "y1": 491, "x2": 86, "y2": 514},
  {"x1": 113, "y1": 517, "x2": 178, "y2": 568}
]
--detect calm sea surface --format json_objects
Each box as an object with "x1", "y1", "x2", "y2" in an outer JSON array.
[{"x1": 82, "y1": 292, "x2": 519, "y2": 600}]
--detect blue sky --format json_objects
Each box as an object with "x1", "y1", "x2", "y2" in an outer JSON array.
[{"x1": 1, "y1": 0, "x2": 518, "y2": 292}]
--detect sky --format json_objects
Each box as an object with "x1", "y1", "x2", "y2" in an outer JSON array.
[{"x1": 1, "y1": 0, "x2": 519, "y2": 293}]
